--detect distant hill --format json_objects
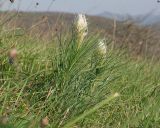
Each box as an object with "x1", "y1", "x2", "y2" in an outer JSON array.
[
  {"x1": 97, "y1": 11, "x2": 127, "y2": 21},
  {"x1": 0, "y1": 11, "x2": 160, "y2": 59},
  {"x1": 98, "y1": 11, "x2": 160, "y2": 25}
]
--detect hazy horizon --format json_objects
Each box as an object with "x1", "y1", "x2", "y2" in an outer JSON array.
[{"x1": 0, "y1": 0, "x2": 160, "y2": 16}]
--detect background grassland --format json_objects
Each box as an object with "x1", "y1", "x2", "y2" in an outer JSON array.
[{"x1": 0, "y1": 12, "x2": 160, "y2": 128}]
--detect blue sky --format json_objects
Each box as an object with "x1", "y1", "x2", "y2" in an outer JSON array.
[{"x1": 1, "y1": 0, "x2": 160, "y2": 15}]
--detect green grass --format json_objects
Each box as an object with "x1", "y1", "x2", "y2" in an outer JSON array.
[{"x1": 0, "y1": 25, "x2": 160, "y2": 128}]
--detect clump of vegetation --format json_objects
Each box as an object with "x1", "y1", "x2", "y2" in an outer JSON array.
[{"x1": 0, "y1": 13, "x2": 160, "y2": 128}]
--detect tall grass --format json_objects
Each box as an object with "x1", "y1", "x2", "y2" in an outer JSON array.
[{"x1": 0, "y1": 13, "x2": 160, "y2": 128}]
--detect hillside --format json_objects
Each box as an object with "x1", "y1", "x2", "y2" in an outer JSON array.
[{"x1": 1, "y1": 11, "x2": 160, "y2": 60}]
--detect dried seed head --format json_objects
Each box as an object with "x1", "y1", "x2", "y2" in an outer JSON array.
[
  {"x1": 40, "y1": 116, "x2": 49, "y2": 128},
  {"x1": 36, "y1": 2, "x2": 39, "y2": 6},
  {"x1": 10, "y1": 0, "x2": 14, "y2": 3},
  {"x1": 8, "y1": 48, "x2": 18, "y2": 64},
  {"x1": 9, "y1": 48, "x2": 18, "y2": 59}
]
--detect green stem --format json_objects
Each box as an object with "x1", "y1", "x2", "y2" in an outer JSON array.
[{"x1": 63, "y1": 93, "x2": 119, "y2": 128}]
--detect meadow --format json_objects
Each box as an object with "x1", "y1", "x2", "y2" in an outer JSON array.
[{"x1": 0, "y1": 12, "x2": 160, "y2": 128}]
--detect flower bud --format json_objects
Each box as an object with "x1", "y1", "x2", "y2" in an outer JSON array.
[{"x1": 8, "y1": 48, "x2": 18, "y2": 64}]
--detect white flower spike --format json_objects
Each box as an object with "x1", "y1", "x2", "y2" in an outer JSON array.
[
  {"x1": 76, "y1": 14, "x2": 88, "y2": 34},
  {"x1": 114, "y1": 93, "x2": 120, "y2": 97},
  {"x1": 98, "y1": 39, "x2": 107, "y2": 55},
  {"x1": 75, "y1": 14, "x2": 88, "y2": 47}
]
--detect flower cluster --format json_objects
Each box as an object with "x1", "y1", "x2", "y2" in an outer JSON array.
[
  {"x1": 75, "y1": 14, "x2": 107, "y2": 56},
  {"x1": 75, "y1": 14, "x2": 88, "y2": 47},
  {"x1": 98, "y1": 39, "x2": 107, "y2": 55}
]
